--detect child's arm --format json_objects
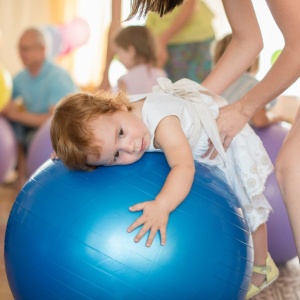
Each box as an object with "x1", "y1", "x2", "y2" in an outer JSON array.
[{"x1": 127, "y1": 115, "x2": 195, "y2": 246}]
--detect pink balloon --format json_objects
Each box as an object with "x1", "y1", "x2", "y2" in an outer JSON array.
[
  {"x1": 0, "y1": 117, "x2": 17, "y2": 184},
  {"x1": 60, "y1": 18, "x2": 90, "y2": 54},
  {"x1": 42, "y1": 25, "x2": 63, "y2": 58}
]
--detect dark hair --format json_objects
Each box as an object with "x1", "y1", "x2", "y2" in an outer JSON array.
[
  {"x1": 127, "y1": 0, "x2": 185, "y2": 19},
  {"x1": 114, "y1": 25, "x2": 157, "y2": 65}
]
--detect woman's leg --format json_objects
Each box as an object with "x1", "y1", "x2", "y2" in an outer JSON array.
[{"x1": 276, "y1": 108, "x2": 300, "y2": 261}]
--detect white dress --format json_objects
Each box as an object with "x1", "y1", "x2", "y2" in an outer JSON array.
[{"x1": 129, "y1": 78, "x2": 273, "y2": 232}]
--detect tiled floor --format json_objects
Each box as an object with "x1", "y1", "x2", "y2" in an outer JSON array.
[{"x1": 0, "y1": 182, "x2": 299, "y2": 300}]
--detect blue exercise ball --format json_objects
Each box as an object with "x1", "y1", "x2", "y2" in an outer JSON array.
[{"x1": 5, "y1": 152, "x2": 253, "y2": 300}]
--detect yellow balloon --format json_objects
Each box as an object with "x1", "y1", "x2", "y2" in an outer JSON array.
[{"x1": 0, "y1": 64, "x2": 12, "y2": 111}]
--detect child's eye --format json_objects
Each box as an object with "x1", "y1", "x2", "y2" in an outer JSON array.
[
  {"x1": 119, "y1": 128, "x2": 124, "y2": 137},
  {"x1": 114, "y1": 151, "x2": 120, "y2": 162}
]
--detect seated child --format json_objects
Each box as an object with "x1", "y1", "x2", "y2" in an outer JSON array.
[
  {"x1": 50, "y1": 78, "x2": 279, "y2": 299},
  {"x1": 113, "y1": 25, "x2": 167, "y2": 94}
]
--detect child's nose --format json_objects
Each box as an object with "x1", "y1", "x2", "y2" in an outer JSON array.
[{"x1": 122, "y1": 139, "x2": 135, "y2": 153}]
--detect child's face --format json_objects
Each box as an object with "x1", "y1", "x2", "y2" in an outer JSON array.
[
  {"x1": 114, "y1": 45, "x2": 136, "y2": 69},
  {"x1": 88, "y1": 109, "x2": 150, "y2": 166}
]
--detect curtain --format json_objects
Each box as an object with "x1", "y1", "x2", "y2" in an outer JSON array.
[
  {"x1": 0, "y1": 0, "x2": 51, "y2": 75},
  {"x1": 50, "y1": 0, "x2": 117, "y2": 90}
]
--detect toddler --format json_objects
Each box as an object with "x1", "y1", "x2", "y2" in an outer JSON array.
[
  {"x1": 113, "y1": 25, "x2": 167, "y2": 94},
  {"x1": 50, "y1": 78, "x2": 279, "y2": 299}
]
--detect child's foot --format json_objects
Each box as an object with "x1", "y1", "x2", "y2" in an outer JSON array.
[{"x1": 246, "y1": 252, "x2": 279, "y2": 299}]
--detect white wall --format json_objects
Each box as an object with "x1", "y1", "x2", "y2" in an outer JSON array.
[
  {"x1": 0, "y1": 0, "x2": 51, "y2": 75},
  {"x1": 253, "y1": 0, "x2": 299, "y2": 96}
]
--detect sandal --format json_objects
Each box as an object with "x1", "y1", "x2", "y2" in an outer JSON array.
[{"x1": 246, "y1": 252, "x2": 279, "y2": 299}]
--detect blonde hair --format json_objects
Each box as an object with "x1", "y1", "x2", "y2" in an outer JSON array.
[
  {"x1": 114, "y1": 25, "x2": 158, "y2": 66},
  {"x1": 212, "y1": 33, "x2": 260, "y2": 74},
  {"x1": 50, "y1": 90, "x2": 132, "y2": 171}
]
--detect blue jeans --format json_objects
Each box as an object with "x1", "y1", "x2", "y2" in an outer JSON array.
[{"x1": 10, "y1": 121, "x2": 37, "y2": 152}]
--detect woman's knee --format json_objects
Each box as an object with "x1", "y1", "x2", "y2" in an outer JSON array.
[
  {"x1": 275, "y1": 151, "x2": 288, "y2": 190},
  {"x1": 275, "y1": 144, "x2": 299, "y2": 203}
]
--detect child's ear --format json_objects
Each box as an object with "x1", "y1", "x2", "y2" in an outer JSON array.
[
  {"x1": 128, "y1": 45, "x2": 136, "y2": 57},
  {"x1": 119, "y1": 104, "x2": 129, "y2": 111}
]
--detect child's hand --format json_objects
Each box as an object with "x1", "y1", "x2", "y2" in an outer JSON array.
[
  {"x1": 127, "y1": 199, "x2": 170, "y2": 247},
  {"x1": 50, "y1": 151, "x2": 59, "y2": 160}
]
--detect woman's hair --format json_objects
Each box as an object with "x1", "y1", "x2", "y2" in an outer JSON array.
[
  {"x1": 114, "y1": 25, "x2": 157, "y2": 66},
  {"x1": 212, "y1": 33, "x2": 260, "y2": 74},
  {"x1": 127, "y1": 0, "x2": 184, "y2": 19},
  {"x1": 50, "y1": 90, "x2": 132, "y2": 171}
]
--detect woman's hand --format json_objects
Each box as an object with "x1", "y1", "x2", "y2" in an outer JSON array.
[
  {"x1": 202, "y1": 101, "x2": 250, "y2": 158},
  {"x1": 217, "y1": 102, "x2": 249, "y2": 150},
  {"x1": 127, "y1": 199, "x2": 170, "y2": 247}
]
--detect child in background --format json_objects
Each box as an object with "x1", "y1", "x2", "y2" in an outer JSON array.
[
  {"x1": 113, "y1": 26, "x2": 167, "y2": 94},
  {"x1": 145, "y1": 0, "x2": 215, "y2": 83},
  {"x1": 50, "y1": 77, "x2": 279, "y2": 299},
  {"x1": 212, "y1": 34, "x2": 286, "y2": 128}
]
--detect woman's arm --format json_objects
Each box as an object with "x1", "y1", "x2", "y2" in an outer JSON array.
[
  {"x1": 127, "y1": 116, "x2": 195, "y2": 246},
  {"x1": 99, "y1": 0, "x2": 122, "y2": 90},
  {"x1": 215, "y1": 0, "x2": 300, "y2": 150},
  {"x1": 155, "y1": 0, "x2": 197, "y2": 67},
  {"x1": 202, "y1": 0, "x2": 263, "y2": 95}
]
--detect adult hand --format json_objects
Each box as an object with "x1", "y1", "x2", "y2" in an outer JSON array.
[
  {"x1": 202, "y1": 101, "x2": 250, "y2": 159},
  {"x1": 2, "y1": 101, "x2": 23, "y2": 121},
  {"x1": 98, "y1": 75, "x2": 111, "y2": 91},
  {"x1": 50, "y1": 151, "x2": 59, "y2": 160},
  {"x1": 217, "y1": 101, "x2": 249, "y2": 151}
]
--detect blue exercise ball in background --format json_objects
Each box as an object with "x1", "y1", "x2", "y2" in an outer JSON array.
[
  {"x1": 254, "y1": 123, "x2": 297, "y2": 263},
  {"x1": 5, "y1": 152, "x2": 253, "y2": 299}
]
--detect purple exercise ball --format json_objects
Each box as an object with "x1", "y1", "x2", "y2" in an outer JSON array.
[
  {"x1": 0, "y1": 117, "x2": 17, "y2": 184},
  {"x1": 26, "y1": 118, "x2": 53, "y2": 176},
  {"x1": 254, "y1": 123, "x2": 297, "y2": 263}
]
